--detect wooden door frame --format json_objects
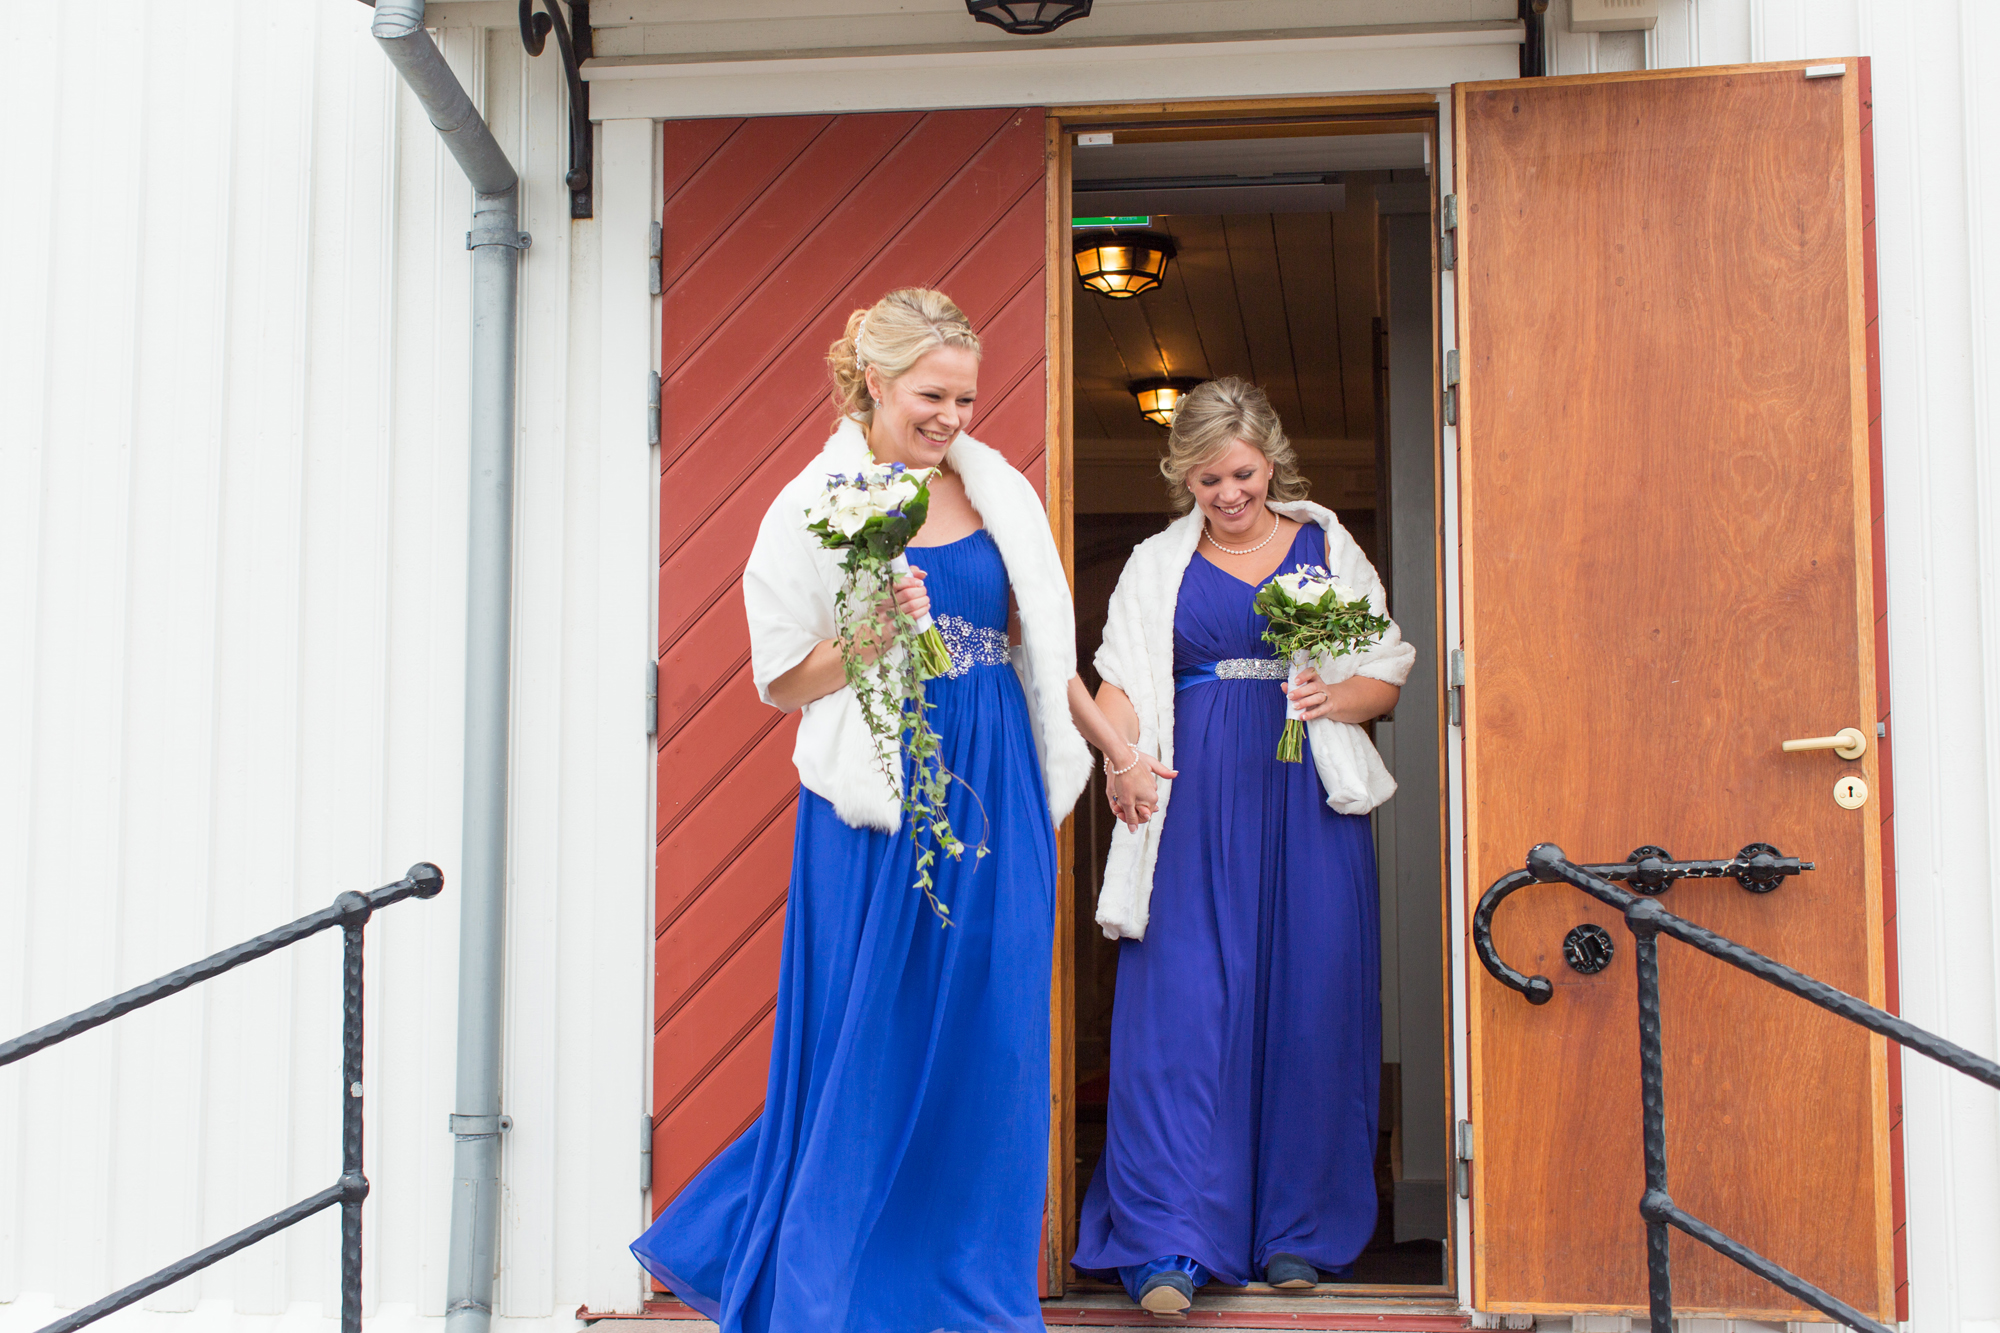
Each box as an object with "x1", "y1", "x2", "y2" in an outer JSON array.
[{"x1": 1038, "y1": 92, "x2": 1457, "y2": 1302}]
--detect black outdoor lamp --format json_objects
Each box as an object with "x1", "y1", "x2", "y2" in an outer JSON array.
[
  {"x1": 966, "y1": 1, "x2": 1094, "y2": 35},
  {"x1": 1074, "y1": 231, "x2": 1176, "y2": 299}
]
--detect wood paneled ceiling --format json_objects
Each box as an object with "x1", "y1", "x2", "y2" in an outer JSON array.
[{"x1": 1073, "y1": 165, "x2": 1428, "y2": 515}]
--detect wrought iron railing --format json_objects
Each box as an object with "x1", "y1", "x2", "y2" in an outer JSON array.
[
  {"x1": 0, "y1": 864, "x2": 445, "y2": 1333},
  {"x1": 1475, "y1": 843, "x2": 2000, "y2": 1333}
]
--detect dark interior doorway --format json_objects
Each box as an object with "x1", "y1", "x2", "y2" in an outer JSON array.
[{"x1": 1063, "y1": 121, "x2": 1449, "y2": 1293}]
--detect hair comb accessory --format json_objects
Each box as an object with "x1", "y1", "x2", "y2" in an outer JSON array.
[{"x1": 853, "y1": 310, "x2": 869, "y2": 370}]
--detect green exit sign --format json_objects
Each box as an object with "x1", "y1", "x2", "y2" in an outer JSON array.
[{"x1": 1073, "y1": 216, "x2": 1150, "y2": 228}]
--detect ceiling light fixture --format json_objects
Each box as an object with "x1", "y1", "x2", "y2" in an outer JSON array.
[
  {"x1": 965, "y1": 1, "x2": 1094, "y2": 35},
  {"x1": 1074, "y1": 230, "x2": 1176, "y2": 299},
  {"x1": 1131, "y1": 378, "x2": 1204, "y2": 429}
]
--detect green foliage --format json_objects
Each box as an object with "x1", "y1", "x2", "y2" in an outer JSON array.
[
  {"x1": 1252, "y1": 569, "x2": 1391, "y2": 763},
  {"x1": 818, "y1": 475, "x2": 984, "y2": 925},
  {"x1": 1252, "y1": 577, "x2": 1391, "y2": 664}
]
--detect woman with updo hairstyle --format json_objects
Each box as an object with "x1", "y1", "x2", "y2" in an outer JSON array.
[
  {"x1": 632, "y1": 288, "x2": 1171, "y2": 1333},
  {"x1": 1072, "y1": 377, "x2": 1416, "y2": 1315}
]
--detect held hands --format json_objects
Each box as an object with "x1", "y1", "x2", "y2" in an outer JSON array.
[{"x1": 1105, "y1": 751, "x2": 1178, "y2": 831}]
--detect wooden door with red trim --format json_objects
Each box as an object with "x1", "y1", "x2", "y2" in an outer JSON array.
[
  {"x1": 1455, "y1": 61, "x2": 1896, "y2": 1318},
  {"x1": 652, "y1": 105, "x2": 1052, "y2": 1248}
]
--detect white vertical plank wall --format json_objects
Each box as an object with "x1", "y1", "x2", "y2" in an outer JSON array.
[
  {"x1": 0, "y1": 3, "x2": 649, "y2": 1331},
  {"x1": 2, "y1": 3, "x2": 1998, "y2": 1333}
]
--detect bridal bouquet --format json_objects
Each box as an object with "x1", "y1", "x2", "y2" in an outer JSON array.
[
  {"x1": 805, "y1": 462, "x2": 982, "y2": 923},
  {"x1": 806, "y1": 462, "x2": 954, "y2": 679},
  {"x1": 1253, "y1": 565, "x2": 1392, "y2": 763}
]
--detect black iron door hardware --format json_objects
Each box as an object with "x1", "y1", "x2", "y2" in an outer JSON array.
[
  {"x1": 1474, "y1": 844, "x2": 1811, "y2": 1003},
  {"x1": 518, "y1": 0, "x2": 592, "y2": 218},
  {"x1": 1563, "y1": 923, "x2": 1615, "y2": 974},
  {"x1": 1475, "y1": 842, "x2": 2000, "y2": 1333}
]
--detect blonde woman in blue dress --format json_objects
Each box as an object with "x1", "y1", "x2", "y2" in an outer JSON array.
[
  {"x1": 632, "y1": 287, "x2": 1174, "y2": 1333},
  {"x1": 1076, "y1": 378, "x2": 1414, "y2": 1316}
]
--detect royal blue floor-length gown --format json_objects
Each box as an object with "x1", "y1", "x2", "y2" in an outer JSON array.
[
  {"x1": 632, "y1": 529, "x2": 1056, "y2": 1333},
  {"x1": 1074, "y1": 523, "x2": 1382, "y2": 1293}
]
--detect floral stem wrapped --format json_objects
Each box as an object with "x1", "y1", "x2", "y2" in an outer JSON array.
[
  {"x1": 1252, "y1": 564, "x2": 1392, "y2": 763},
  {"x1": 806, "y1": 461, "x2": 985, "y2": 923}
]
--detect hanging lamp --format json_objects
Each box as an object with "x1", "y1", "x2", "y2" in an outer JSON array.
[
  {"x1": 965, "y1": 1, "x2": 1093, "y2": 35},
  {"x1": 1074, "y1": 231, "x2": 1176, "y2": 299},
  {"x1": 1131, "y1": 378, "x2": 1204, "y2": 428}
]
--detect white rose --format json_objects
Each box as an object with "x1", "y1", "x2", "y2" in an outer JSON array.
[{"x1": 1279, "y1": 571, "x2": 1331, "y2": 601}]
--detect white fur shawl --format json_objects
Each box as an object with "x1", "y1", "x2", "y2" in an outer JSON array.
[
  {"x1": 743, "y1": 419, "x2": 1092, "y2": 833},
  {"x1": 1091, "y1": 500, "x2": 1417, "y2": 940}
]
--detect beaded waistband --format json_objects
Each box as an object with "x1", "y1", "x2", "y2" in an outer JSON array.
[
  {"x1": 1174, "y1": 657, "x2": 1289, "y2": 691},
  {"x1": 936, "y1": 613, "x2": 1012, "y2": 679}
]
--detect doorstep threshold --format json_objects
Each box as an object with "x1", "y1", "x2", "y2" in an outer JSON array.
[
  {"x1": 1043, "y1": 1291, "x2": 1467, "y2": 1329},
  {"x1": 582, "y1": 1295, "x2": 1470, "y2": 1331}
]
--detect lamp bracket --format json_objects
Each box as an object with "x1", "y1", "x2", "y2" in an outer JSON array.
[{"x1": 519, "y1": 0, "x2": 593, "y2": 218}]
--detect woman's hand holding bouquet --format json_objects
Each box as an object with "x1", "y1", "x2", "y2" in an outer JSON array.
[
  {"x1": 806, "y1": 462, "x2": 955, "y2": 677},
  {"x1": 805, "y1": 461, "x2": 983, "y2": 923},
  {"x1": 1252, "y1": 565, "x2": 1392, "y2": 763}
]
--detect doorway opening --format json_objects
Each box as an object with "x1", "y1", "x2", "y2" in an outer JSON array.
[{"x1": 1056, "y1": 109, "x2": 1453, "y2": 1298}]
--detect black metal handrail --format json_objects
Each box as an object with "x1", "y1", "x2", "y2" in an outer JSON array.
[
  {"x1": 1475, "y1": 843, "x2": 2000, "y2": 1333},
  {"x1": 0, "y1": 864, "x2": 444, "y2": 1333}
]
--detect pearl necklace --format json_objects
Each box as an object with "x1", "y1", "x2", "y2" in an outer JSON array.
[{"x1": 1204, "y1": 512, "x2": 1282, "y2": 556}]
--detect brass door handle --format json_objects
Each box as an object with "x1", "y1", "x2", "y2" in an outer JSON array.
[{"x1": 1781, "y1": 727, "x2": 1867, "y2": 760}]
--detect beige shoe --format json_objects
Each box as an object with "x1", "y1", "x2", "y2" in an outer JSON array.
[{"x1": 1138, "y1": 1271, "x2": 1194, "y2": 1318}]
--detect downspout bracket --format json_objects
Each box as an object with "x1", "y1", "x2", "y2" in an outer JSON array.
[{"x1": 467, "y1": 229, "x2": 533, "y2": 251}]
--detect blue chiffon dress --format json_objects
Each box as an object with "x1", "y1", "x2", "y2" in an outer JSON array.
[
  {"x1": 1073, "y1": 523, "x2": 1382, "y2": 1295},
  {"x1": 632, "y1": 529, "x2": 1055, "y2": 1333}
]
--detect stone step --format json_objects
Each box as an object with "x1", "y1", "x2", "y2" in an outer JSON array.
[{"x1": 584, "y1": 1296, "x2": 1470, "y2": 1332}]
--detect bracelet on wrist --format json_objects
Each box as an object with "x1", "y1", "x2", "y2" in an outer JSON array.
[{"x1": 1105, "y1": 750, "x2": 1144, "y2": 778}]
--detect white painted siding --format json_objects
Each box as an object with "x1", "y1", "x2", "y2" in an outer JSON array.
[{"x1": 0, "y1": 3, "x2": 650, "y2": 1330}]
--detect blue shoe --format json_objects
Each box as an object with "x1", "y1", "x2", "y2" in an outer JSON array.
[
  {"x1": 1265, "y1": 1253, "x2": 1319, "y2": 1289},
  {"x1": 1137, "y1": 1269, "x2": 1195, "y2": 1317}
]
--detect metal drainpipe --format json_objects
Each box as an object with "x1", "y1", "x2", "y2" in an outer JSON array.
[{"x1": 368, "y1": 5, "x2": 523, "y2": 1333}]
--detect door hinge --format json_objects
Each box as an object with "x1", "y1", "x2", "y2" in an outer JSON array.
[
  {"x1": 1448, "y1": 649, "x2": 1467, "y2": 729},
  {"x1": 649, "y1": 221, "x2": 663, "y2": 296},
  {"x1": 647, "y1": 371, "x2": 661, "y2": 447},
  {"x1": 1443, "y1": 349, "x2": 1460, "y2": 428},
  {"x1": 1454, "y1": 1118, "x2": 1474, "y2": 1198},
  {"x1": 646, "y1": 659, "x2": 659, "y2": 737},
  {"x1": 1440, "y1": 193, "x2": 1458, "y2": 270},
  {"x1": 641, "y1": 1111, "x2": 654, "y2": 1192}
]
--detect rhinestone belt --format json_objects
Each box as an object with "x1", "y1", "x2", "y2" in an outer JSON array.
[
  {"x1": 1174, "y1": 657, "x2": 1289, "y2": 691},
  {"x1": 935, "y1": 613, "x2": 1011, "y2": 679}
]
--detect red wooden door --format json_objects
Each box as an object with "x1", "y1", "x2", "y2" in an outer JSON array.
[{"x1": 652, "y1": 108, "x2": 1052, "y2": 1213}]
